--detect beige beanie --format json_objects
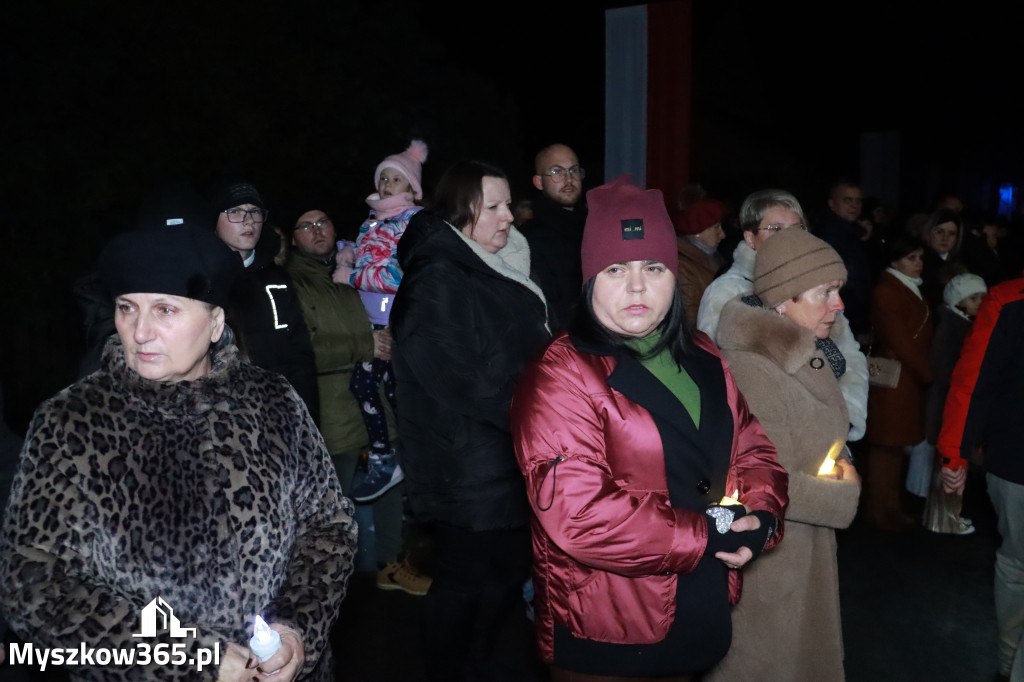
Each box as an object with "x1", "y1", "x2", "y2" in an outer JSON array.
[{"x1": 753, "y1": 228, "x2": 848, "y2": 305}]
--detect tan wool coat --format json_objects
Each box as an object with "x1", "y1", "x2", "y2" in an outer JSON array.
[{"x1": 707, "y1": 297, "x2": 861, "y2": 682}]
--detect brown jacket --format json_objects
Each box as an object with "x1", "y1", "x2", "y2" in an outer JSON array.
[
  {"x1": 707, "y1": 298, "x2": 861, "y2": 682},
  {"x1": 866, "y1": 271, "x2": 935, "y2": 447},
  {"x1": 676, "y1": 236, "x2": 722, "y2": 327}
]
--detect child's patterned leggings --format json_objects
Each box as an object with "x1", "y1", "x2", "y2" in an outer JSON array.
[{"x1": 350, "y1": 357, "x2": 397, "y2": 456}]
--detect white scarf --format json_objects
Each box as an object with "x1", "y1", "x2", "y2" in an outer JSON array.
[
  {"x1": 947, "y1": 304, "x2": 973, "y2": 322},
  {"x1": 886, "y1": 267, "x2": 923, "y2": 299},
  {"x1": 448, "y1": 222, "x2": 550, "y2": 330}
]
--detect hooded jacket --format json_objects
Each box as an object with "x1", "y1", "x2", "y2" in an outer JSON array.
[{"x1": 391, "y1": 209, "x2": 550, "y2": 530}]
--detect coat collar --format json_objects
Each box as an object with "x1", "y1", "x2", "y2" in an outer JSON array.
[
  {"x1": 717, "y1": 297, "x2": 820, "y2": 375},
  {"x1": 570, "y1": 332, "x2": 733, "y2": 504},
  {"x1": 101, "y1": 333, "x2": 241, "y2": 417},
  {"x1": 399, "y1": 210, "x2": 548, "y2": 314},
  {"x1": 529, "y1": 191, "x2": 588, "y2": 230}
]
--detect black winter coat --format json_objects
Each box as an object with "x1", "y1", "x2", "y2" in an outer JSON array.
[
  {"x1": 228, "y1": 229, "x2": 320, "y2": 421},
  {"x1": 391, "y1": 210, "x2": 550, "y2": 531},
  {"x1": 814, "y1": 212, "x2": 873, "y2": 337},
  {"x1": 519, "y1": 193, "x2": 587, "y2": 334}
]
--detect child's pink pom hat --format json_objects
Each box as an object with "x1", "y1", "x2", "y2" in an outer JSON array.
[{"x1": 374, "y1": 140, "x2": 429, "y2": 200}]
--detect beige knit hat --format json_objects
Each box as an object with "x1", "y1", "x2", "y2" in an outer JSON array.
[{"x1": 753, "y1": 228, "x2": 847, "y2": 305}]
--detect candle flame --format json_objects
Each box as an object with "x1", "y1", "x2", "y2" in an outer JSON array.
[
  {"x1": 719, "y1": 489, "x2": 740, "y2": 505},
  {"x1": 253, "y1": 615, "x2": 273, "y2": 644},
  {"x1": 818, "y1": 439, "x2": 845, "y2": 476}
]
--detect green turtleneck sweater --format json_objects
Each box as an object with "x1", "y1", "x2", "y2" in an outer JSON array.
[{"x1": 625, "y1": 330, "x2": 701, "y2": 426}]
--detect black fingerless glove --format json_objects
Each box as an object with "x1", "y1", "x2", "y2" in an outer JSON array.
[
  {"x1": 735, "y1": 510, "x2": 779, "y2": 562},
  {"x1": 704, "y1": 507, "x2": 778, "y2": 562},
  {"x1": 703, "y1": 504, "x2": 747, "y2": 555}
]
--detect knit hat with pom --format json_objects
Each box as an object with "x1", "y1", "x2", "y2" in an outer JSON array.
[{"x1": 375, "y1": 140, "x2": 429, "y2": 200}]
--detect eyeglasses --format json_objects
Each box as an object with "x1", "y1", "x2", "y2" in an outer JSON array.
[
  {"x1": 758, "y1": 222, "x2": 807, "y2": 233},
  {"x1": 293, "y1": 217, "x2": 332, "y2": 233},
  {"x1": 539, "y1": 165, "x2": 586, "y2": 182},
  {"x1": 223, "y1": 207, "x2": 268, "y2": 223}
]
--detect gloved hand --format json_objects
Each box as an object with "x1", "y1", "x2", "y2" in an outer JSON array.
[
  {"x1": 704, "y1": 506, "x2": 778, "y2": 562},
  {"x1": 734, "y1": 510, "x2": 778, "y2": 562}
]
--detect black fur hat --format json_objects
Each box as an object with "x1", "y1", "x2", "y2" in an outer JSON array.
[{"x1": 98, "y1": 222, "x2": 241, "y2": 308}]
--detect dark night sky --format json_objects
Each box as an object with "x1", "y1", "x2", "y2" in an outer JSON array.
[{"x1": 2, "y1": 1, "x2": 1023, "y2": 429}]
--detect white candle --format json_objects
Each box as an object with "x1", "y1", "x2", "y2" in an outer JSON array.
[{"x1": 249, "y1": 615, "x2": 282, "y2": 664}]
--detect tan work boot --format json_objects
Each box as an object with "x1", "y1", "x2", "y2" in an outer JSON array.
[{"x1": 377, "y1": 559, "x2": 432, "y2": 596}]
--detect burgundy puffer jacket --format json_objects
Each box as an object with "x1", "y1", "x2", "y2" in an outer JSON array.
[{"x1": 510, "y1": 331, "x2": 788, "y2": 662}]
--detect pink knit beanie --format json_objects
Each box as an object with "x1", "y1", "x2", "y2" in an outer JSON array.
[
  {"x1": 581, "y1": 175, "x2": 678, "y2": 283},
  {"x1": 374, "y1": 140, "x2": 429, "y2": 200}
]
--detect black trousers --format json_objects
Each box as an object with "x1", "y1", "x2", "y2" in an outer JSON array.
[{"x1": 422, "y1": 523, "x2": 532, "y2": 682}]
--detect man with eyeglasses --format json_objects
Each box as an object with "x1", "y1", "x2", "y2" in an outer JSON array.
[
  {"x1": 814, "y1": 179, "x2": 874, "y2": 340},
  {"x1": 285, "y1": 208, "x2": 430, "y2": 597},
  {"x1": 518, "y1": 143, "x2": 589, "y2": 333},
  {"x1": 698, "y1": 188, "x2": 869, "y2": 444},
  {"x1": 210, "y1": 180, "x2": 319, "y2": 420}
]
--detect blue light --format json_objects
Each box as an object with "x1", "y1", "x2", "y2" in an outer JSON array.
[{"x1": 998, "y1": 183, "x2": 1016, "y2": 218}]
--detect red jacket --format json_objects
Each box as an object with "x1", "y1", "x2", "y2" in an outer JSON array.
[
  {"x1": 938, "y1": 276, "x2": 1024, "y2": 483},
  {"x1": 510, "y1": 331, "x2": 788, "y2": 662}
]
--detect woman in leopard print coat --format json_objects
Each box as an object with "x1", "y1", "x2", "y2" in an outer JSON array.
[{"x1": 0, "y1": 223, "x2": 356, "y2": 681}]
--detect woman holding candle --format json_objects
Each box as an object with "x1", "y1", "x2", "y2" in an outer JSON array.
[
  {"x1": 510, "y1": 175, "x2": 788, "y2": 682},
  {"x1": 0, "y1": 217, "x2": 356, "y2": 681},
  {"x1": 706, "y1": 228, "x2": 862, "y2": 682}
]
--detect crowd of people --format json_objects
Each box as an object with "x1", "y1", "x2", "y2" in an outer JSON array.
[{"x1": 0, "y1": 141, "x2": 1022, "y2": 681}]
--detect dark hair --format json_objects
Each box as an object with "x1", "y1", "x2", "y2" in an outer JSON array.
[
  {"x1": 924, "y1": 208, "x2": 962, "y2": 233},
  {"x1": 883, "y1": 231, "x2": 925, "y2": 265},
  {"x1": 569, "y1": 277, "x2": 695, "y2": 366},
  {"x1": 826, "y1": 177, "x2": 861, "y2": 198},
  {"x1": 922, "y1": 207, "x2": 963, "y2": 250},
  {"x1": 431, "y1": 160, "x2": 508, "y2": 231}
]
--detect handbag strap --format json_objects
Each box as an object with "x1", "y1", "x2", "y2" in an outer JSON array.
[
  {"x1": 911, "y1": 304, "x2": 930, "y2": 340},
  {"x1": 868, "y1": 302, "x2": 931, "y2": 355}
]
